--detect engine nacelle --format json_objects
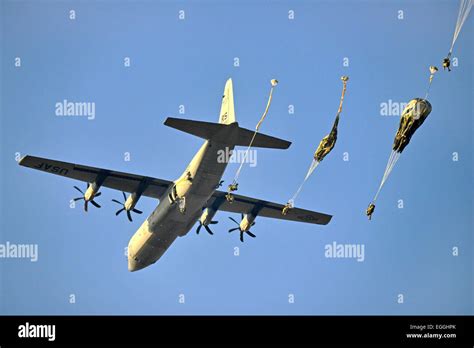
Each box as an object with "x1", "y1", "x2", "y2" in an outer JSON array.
[
  {"x1": 240, "y1": 213, "x2": 256, "y2": 232},
  {"x1": 84, "y1": 182, "x2": 100, "y2": 201},
  {"x1": 199, "y1": 207, "x2": 217, "y2": 226},
  {"x1": 125, "y1": 192, "x2": 141, "y2": 211}
]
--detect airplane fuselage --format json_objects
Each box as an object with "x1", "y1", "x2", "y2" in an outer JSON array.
[{"x1": 127, "y1": 125, "x2": 238, "y2": 271}]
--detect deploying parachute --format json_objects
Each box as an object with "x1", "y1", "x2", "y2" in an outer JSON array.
[
  {"x1": 367, "y1": 68, "x2": 436, "y2": 220},
  {"x1": 314, "y1": 76, "x2": 349, "y2": 164},
  {"x1": 226, "y1": 79, "x2": 279, "y2": 203},
  {"x1": 443, "y1": 0, "x2": 473, "y2": 72},
  {"x1": 282, "y1": 76, "x2": 349, "y2": 215},
  {"x1": 314, "y1": 113, "x2": 339, "y2": 162}
]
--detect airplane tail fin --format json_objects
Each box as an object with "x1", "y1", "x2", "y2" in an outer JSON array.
[
  {"x1": 219, "y1": 78, "x2": 235, "y2": 125},
  {"x1": 164, "y1": 117, "x2": 291, "y2": 149},
  {"x1": 164, "y1": 78, "x2": 290, "y2": 149}
]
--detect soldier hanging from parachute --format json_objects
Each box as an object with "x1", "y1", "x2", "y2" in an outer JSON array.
[
  {"x1": 443, "y1": 0, "x2": 473, "y2": 72},
  {"x1": 366, "y1": 67, "x2": 437, "y2": 220},
  {"x1": 282, "y1": 76, "x2": 349, "y2": 215}
]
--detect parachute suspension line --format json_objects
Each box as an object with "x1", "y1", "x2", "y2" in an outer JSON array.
[
  {"x1": 449, "y1": 0, "x2": 473, "y2": 55},
  {"x1": 305, "y1": 158, "x2": 320, "y2": 180},
  {"x1": 227, "y1": 79, "x2": 278, "y2": 196},
  {"x1": 425, "y1": 81, "x2": 433, "y2": 100},
  {"x1": 373, "y1": 150, "x2": 401, "y2": 202},
  {"x1": 287, "y1": 159, "x2": 320, "y2": 207}
]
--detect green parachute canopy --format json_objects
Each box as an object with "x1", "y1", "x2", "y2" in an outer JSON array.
[{"x1": 392, "y1": 98, "x2": 432, "y2": 153}]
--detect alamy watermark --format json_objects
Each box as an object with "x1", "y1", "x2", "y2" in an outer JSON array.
[
  {"x1": 18, "y1": 322, "x2": 55, "y2": 341},
  {"x1": 380, "y1": 99, "x2": 429, "y2": 118},
  {"x1": 325, "y1": 241, "x2": 365, "y2": 262},
  {"x1": 55, "y1": 99, "x2": 95, "y2": 120},
  {"x1": 0, "y1": 241, "x2": 38, "y2": 262},
  {"x1": 217, "y1": 147, "x2": 257, "y2": 167},
  {"x1": 380, "y1": 99, "x2": 407, "y2": 117}
]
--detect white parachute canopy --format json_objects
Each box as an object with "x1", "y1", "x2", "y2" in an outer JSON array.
[{"x1": 450, "y1": 0, "x2": 473, "y2": 54}]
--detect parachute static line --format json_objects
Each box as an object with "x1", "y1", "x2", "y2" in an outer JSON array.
[
  {"x1": 449, "y1": 0, "x2": 473, "y2": 55},
  {"x1": 282, "y1": 76, "x2": 349, "y2": 215},
  {"x1": 227, "y1": 79, "x2": 278, "y2": 200}
]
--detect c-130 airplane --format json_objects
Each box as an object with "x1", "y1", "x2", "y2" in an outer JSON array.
[{"x1": 19, "y1": 78, "x2": 332, "y2": 272}]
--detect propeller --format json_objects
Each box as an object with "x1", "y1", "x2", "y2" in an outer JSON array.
[
  {"x1": 73, "y1": 184, "x2": 101, "y2": 212},
  {"x1": 228, "y1": 214, "x2": 256, "y2": 242},
  {"x1": 214, "y1": 180, "x2": 224, "y2": 189},
  {"x1": 196, "y1": 220, "x2": 218, "y2": 235},
  {"x1": 112, "y1": 191, "x2": 143, "y2": 222}
]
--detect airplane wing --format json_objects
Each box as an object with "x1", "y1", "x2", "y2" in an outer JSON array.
[
  {"x1": 19, "y1": 155, "x2": 172, "y2": 199},
  {"x1": 208, "y1": 190, "x2": 332, "y2": 225}
]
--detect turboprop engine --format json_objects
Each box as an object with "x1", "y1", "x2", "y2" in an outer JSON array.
[
  {"x1": 228, "y1": 213, "x2": 257, "y2": 242},
  {"x1": 196, "y1": 207, "x2": 219, "y2": 235}
]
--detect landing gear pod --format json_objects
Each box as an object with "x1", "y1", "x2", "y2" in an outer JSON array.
[{"x1": 392, "y1": 98, "x2": 432, "y2": 153}]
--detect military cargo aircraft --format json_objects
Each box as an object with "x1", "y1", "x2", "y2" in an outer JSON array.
[{"x1": 19, "y1": 78, "x2": 332, "y2": 271}]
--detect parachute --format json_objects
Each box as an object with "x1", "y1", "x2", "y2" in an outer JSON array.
[
  {"x1": 226, "y1": 79, "x2": 278, "y2": 202},
  {"x1": 314, "y1": 114, "x2": 339, "y2": 162},
  {"x1": 367, "y1": 68, "x2": 435, "y2": 220},
  {"x1": 368, "y1": 97, "x2": 432, "y2": 218},
  {"x1": 449, "y1": 0, "x2": 473, "y2": 57},
  {"x1": 392, "y1": 98, "x2": 432, "y2": 153},
  {"x1": 427, "y1": 65, "x2": 438, "y2": 97},
  {"x1": 444, "y1": 0, "x2": 473, "y2": 71},
  {"x1": 282, "y1": 76, "x2": 349, "y2": 215},
  {"x1": 366, "y1": 2, "x2": 471, "y2": 220}
]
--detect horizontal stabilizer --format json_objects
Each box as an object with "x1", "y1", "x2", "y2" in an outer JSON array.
[
  {"x1": 164, "y1": 118, "x2": 222, "y2": 140},
  {"x1": 164, "y1": 117, "x2": 291, "y2": 149},
  {"x1": 233, "y1": 126, "x2": 290, "y2": 149}
]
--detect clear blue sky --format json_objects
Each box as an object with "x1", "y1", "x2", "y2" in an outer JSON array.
[{"x1": 1, "y1": 0, "x2": 472, "y2": 315}]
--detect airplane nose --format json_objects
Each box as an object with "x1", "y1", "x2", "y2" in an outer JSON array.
[
  {"x1": 128, "y1": 257, "x2": 142, "y2": 272},
  {"x1": 128, "y1": 259, "x2": 136, "y2": 272}
]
